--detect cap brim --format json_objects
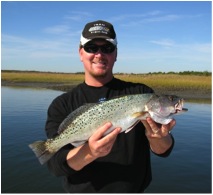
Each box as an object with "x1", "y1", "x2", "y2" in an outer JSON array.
[{"x1": 80, "y1": 34, "x2": 117, "y2": 46}]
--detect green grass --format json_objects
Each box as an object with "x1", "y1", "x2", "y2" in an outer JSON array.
[
  {"x1": 2, "y1": 71, "x2": 211, "y2": 91},
  {"x1": 115, "y1": 74, "x2": 211, "y2": 91},
  {"x1": 1, "y1": 71, "x2": 84, "y2": 85}
]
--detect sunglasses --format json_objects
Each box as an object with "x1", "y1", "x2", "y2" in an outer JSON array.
[{"x1": 83, "y1": 43, "x2": 116, "y2": 54}]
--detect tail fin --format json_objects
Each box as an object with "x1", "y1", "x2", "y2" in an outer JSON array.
[{"x1": 29, "y1": 141, "x2": 55, "y2": 165}]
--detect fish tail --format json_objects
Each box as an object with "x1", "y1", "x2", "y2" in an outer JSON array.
[{"x1": 29, "y1": 141, "x2": 55, "y2": 165}]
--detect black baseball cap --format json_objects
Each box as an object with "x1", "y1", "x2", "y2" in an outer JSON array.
[{"x1": 80, "y1": 20, "x2": 117, "y2": 46}]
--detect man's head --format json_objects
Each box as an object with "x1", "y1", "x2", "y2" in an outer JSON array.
[{"x1": 79, "y1": 20, "x2": 117, "y2": 83}]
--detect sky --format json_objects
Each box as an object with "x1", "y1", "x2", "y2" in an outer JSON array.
[{"x1": 1, "y1": 1, "x2": 212, "y2": 73}]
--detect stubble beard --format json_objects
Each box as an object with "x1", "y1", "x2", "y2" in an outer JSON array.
[{"x1": 90, "y1": 69, "x2": 109, "y2": 78}]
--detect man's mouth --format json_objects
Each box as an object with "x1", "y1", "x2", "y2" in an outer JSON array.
[
  {"x1": 93, "y1": 60, "x2": 106, "y2": 64},
  {"x1": 93, "y1": 61, "x2": 107, "y2": 67}
]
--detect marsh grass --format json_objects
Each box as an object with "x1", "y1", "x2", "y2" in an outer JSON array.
[
  {"x1": 2, "y1": 71, "x2": 84, "y2": 85},
  {"x1": 115, "y1": 74, "x2": 211, "y2": 91},
  {"x1": 2, "y1": 71, "x2": 211, "y2": 91}
]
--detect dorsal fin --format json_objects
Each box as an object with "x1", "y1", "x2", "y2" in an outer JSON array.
[
  {"x1": 57, "y1": 103, "x2": 96, "y2": 134},
  {"x1": 108, "y1": 94, "x2": 129, "y2": 100}
]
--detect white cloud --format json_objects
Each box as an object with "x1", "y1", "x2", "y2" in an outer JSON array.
[
  {"x1": 114, "y1": 11, "x2": 204, "y2": 27},
  {"x1": 43, "y1": 24, "x2": 71, "y2": 34},
  {"x1": 149, "y1": 38, "x2": 211, "y2": 54},
  {"x1": 150, "y1": 39, "x2": 175, "y2": 47},
  {"x1": 109, "y1": 11, "x2": 161, "y2": 22},
  {"x1": 143, "y1": 14, "x2": 181, "y2": 23},
  {"x1": 1, "y1": 33, "x2": 77, "y2": 59},
  {"x1": 117, "y1": 40, "x2": 212, "y2": 73},
  {"x1": 64, "y1": 11, "x2": 93, "y2": 21}
]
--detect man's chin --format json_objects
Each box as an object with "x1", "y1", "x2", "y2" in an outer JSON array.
[{"x1": 91, "y1": 70, "x2": 108, "y2": 78}]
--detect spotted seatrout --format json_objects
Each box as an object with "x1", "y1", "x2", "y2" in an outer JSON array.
[{"x1": 29, "y1": 94, "x2": 188, "y2": 164}]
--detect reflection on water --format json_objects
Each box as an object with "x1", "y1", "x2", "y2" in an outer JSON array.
[{"x1": 1, "y1": 86, "x2": 212, "y2": 193}]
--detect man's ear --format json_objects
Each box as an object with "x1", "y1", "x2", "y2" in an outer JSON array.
[{"x1": 79, "y1": 48, "x2": 83, "y2": 62}]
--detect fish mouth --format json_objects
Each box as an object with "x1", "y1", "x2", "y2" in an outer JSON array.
[{"x1": 174, "y1": 99, "x2": 188, "y2": 114}]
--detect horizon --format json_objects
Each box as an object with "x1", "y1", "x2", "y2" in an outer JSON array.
[
  {"x1": 2, "y1": 69, "x2": 211, "y2": 75},
  {"x1": 2, "y1": 1, "x2": 212, "y2": 73}
]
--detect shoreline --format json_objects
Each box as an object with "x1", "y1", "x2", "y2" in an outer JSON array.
[{"x1": 2, "y1": 81, "x2": 211, "y2": 103}]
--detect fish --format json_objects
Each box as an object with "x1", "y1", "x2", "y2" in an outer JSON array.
[{"x1": 29, "y1": 94, "x2": 188, "y2": 165}]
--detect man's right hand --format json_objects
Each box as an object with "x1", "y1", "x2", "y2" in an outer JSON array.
[
  {"x1": 88, "y1": 122, "x2": 121, "y2": 158},
  {"x1": 66, "y1": 122, "x2": 121, "y2": 171}
]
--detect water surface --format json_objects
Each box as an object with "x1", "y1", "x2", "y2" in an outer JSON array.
[{"x1": 1, "y1": 86, "x2": 211, "y2": 193}]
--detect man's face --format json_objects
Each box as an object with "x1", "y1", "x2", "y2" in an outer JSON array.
[{"x1": 79, "y1": 40, "x2": 117, "y2": 78}]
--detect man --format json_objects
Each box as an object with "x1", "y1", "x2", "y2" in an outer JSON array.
[{"x1": 45, "y1": 20, "x2": 175, "y2": 193}]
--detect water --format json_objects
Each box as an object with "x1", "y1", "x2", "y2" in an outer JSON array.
[
  {"x1": 1, "y1": 86, "x2": 211, "y2": 193},
  {"x1": 146, "y1": 102, "x2": 212, "y2": 193}
]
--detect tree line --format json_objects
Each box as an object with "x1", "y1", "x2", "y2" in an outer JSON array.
[{"x1": 2, "y1": 70, "x2": 212, "y2": 76}]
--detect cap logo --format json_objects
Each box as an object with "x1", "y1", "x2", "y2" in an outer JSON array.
[{"x1": 89, "y1": 26, "x2": 109, "y2": 35}]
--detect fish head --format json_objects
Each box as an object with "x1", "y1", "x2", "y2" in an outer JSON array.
[{"x1": 145, "y1": 94, "x2": 188, "y2": 124}]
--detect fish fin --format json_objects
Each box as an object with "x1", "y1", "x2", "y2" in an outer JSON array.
[
  {"x1": 82, "y1": 103, "x2": 97, "y2": 107},
  {"x1": 125, "y1": 112, "x2": 150, "y2": 133},
  {"x1": 107, "y1": 95, "x2": 128, "y2": 100},
  {"x1": 125, "y1": 120, "x2": 140, "y2": 133},
  {"x1": 58, "y1": 103, "x2": 96, "y2": 134},
  {"x1": 125, "y1": 125, "x2": 136, "y2": 133},
  {"x1": 71, "y1": 140, "x2": 87, "y2": 147},
  {"x1": 29, "y1": 141, "x2": 55, "y2": 165},
  {"x1": 132, "y1": 111, "x2": 148, "y2": 119}
]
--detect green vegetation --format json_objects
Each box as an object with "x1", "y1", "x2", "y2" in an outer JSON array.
[
  {"x1": 2, "y1": 70, "x2": 211, "y2": 92},
  {"x1": 115, "y1": 73, "x2": 211, "y2": 91},
  {"x1": 1, "y1": 70, "x2": 84, "y2": 85},
  {"x1": 147, "y1": 71, "x2": 211, "y2": 76}
]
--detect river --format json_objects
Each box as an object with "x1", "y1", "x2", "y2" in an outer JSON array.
[{"x1": 1, "y1": 86, "x2": 211, "y2": 193}]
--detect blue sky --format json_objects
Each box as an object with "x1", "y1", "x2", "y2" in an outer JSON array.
[{"x1": 1, "y1": 1, "x2": 212, "y2": 73}]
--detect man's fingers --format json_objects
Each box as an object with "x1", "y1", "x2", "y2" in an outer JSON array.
[
  {"x1": 142, "y1": 117, "x2": 176, "y2": 138},
  {"x1": 99, "y1": 127, "x2": 121, "y2": 144},
  {"x1": 88, "y1": 123, "x2": 121, "y2": 158},
  {"x1": 90, "y1": 122, "x2": 112, "y2": 141}
]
